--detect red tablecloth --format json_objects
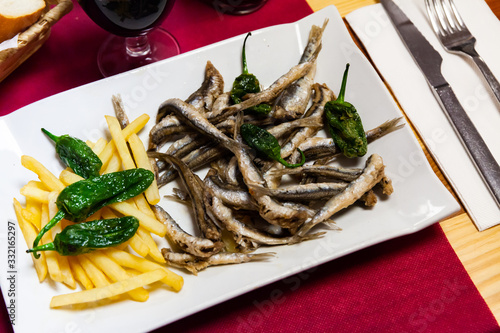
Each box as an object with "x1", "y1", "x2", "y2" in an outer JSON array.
[{"x1": 1, "y1": 0, "x2": 499, "y2": 332}]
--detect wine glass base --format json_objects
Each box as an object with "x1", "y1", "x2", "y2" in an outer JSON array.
[{"x1": 97, "y1": 28, "x2": 180, "y2": 77}]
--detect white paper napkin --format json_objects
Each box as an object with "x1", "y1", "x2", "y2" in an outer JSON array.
[
  {"x1": 0, "y1": 34, "x2": 19, "y2": 52},
  {"x1": 346, "y1": 0, "x2": 500, "y2": 231}
]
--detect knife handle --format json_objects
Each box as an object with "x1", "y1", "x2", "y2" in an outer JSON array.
[{"x1": 435, "y1": 84, "x2": 500, "y2": 207}]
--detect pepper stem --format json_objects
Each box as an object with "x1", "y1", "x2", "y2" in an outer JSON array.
[
  {"x1": 242, "y1": 32, "x2": 252, "y2": 75},
  {"x1": 279, "y1": 149, "x2": 306, "y2": 168},
  {"x1": 31, "y1": 210, "x2": 65, "y2": 259},
  {"x1": 27, "y1": 242, "x2": 56, "y2": 254},
  {"x1": 41, "y1": 128, "x2": 60, "y2": 143},
  {"x1": 337, "y1": 63, "x2": 350, "y2": 103}
]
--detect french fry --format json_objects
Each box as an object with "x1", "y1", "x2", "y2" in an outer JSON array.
[
  {"x1": 85, "y1": 252, "x2": 149, "y2": 302},
  {"x1": 20, "y1": 184, "x2": 50, "y2": 203},
  {"x1": 136, "y1": 227, "x2": 165, "y2": 263},
  {"x1": 59, "y1": 169, "x2": 83, "y2": 186},
  {"x1": 99, "y1": 144, "x2": 115, "y2": 173},
  {"x1": 128, "y1": 134, "x2": 160, "y2": 205},
  {"x1": 22, "y1": 198, "x2": 42, "y2": 229},
  {"x1": 21, "y1": 155, "x2": 65, "y2": 192},
  {"x1": 13, "y1": 199, "x2": 47, "y2": 282},
  {"x1": 124, "y1": 269, "x2": 142, "y2": 276},
  {"x1": 41, "y1": 202, "x2": 63, "y2": 283},
  {"x1": 99, "y1": 114, "x2": 149, "y2": 173},
  {"x1": 68, "y1": 257, "x2": 94, "y2": 290},
  {"x1": 110, "y1": 201, "x2": 167, "y2": 236},
  {"x1": 90, "y1": 137, "x2": 107, "y2": 156},
  {"x1": 78, "y1": 256, "x2": 113, "y2": 289},
  {"x1": 86, "y1": 209, "x2": 101, "y2": 221},
  {"x1": 128, "y1": 233, "x2": 150, "y2": 257},
  {"x1": 100, "y1": 207, "x2": 118, "y2": 219},
  {"x1": 106, "y1": 115, "x2": 137, "y2": 170},
  {"x1": 58, "y1": 257, "x2": 77, "y2": 289},
  {"x1": 98, "y1": 114, "x2": 149, "y2": 167},
  {"x1": 50, "y1": 269, "x2": 167, "y2": 308},
  {"x1": 102, "y1": 153, "x2": 121, "y2": 174},
  {"x1": 48, "y1": 192, "x2": 76, "y2": 288},
  {"x1": 28, "y1": 180, "x2": 48, "y2": 190},
  {"x1": 134, "y1": 195, "x2": 156, "y2": 218},
  {"x1": 105, "y1": 249, "x2": 183, "y2": 292}
]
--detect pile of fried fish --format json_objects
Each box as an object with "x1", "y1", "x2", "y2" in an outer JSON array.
[{"x1": 144, "y1": 20, "x2": 403, "y2": 274}]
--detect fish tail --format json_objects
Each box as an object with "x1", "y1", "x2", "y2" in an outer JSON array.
[{"x1": 248, "y1": 252, "x2": 276, "y2": 261}]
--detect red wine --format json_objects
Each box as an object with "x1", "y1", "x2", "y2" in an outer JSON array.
[
  {"x1": 201, "y1": 0, "x2": 267, "y2": 15},
  {"x1": 79, "y1": 0, "x2": 175, "y2": 37}
]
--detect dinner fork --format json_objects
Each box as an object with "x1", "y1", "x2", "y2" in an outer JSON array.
[{"x1": 425, "y1": 0, "x2": 500, "y2": 104}]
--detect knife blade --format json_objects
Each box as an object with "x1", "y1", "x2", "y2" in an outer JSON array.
[{"x1": 380, "y1": 0, "x2": 500, "y2": 209}]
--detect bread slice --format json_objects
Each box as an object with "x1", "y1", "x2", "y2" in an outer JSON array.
[{"x1": 0, "y1": 0, "x2": 46, "y2": 43}]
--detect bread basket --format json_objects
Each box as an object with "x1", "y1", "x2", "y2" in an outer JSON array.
[{"x1": 0, "y1": 0, "x2": 73, "y2": 83}]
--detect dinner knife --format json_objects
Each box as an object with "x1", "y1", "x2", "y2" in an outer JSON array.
[{"x1": 380, "y1": 0, "x2": 500, "y2": 209}]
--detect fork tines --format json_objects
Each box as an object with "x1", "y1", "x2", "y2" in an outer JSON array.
[{"x1": 425, "y1": 0, "x2": 467, "y2": 37}]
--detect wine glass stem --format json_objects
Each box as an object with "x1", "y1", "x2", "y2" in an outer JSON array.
[{"x1": 126, "y1": 35, "x2": 151, "y2": 57}]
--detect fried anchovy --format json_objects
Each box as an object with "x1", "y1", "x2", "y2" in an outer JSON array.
[
  {"x1": 300, "y1": 19, "x2": 329, "y2": 63},
  {"x1": 268, "y1": 164, "x2": 362, "y2": 182},
  {"x1": 299, "y1": 117, "x2": 405, "y2": 161},
  {"x1": 207, "y1": 92, "x2": 231, "y2": 120},
  {"x1": 149, "y1": 115, "x2": 191, "y2": 149},
  {"x1": 152, "y1": 205, "x2": 223, "y2": 257},
  {"x1": 161, "y1": 248, "x2": 275, "y2": 275},
  {"x1": 205, "y1": 57, "x2": 318, "y2": 123},
  {"x1": 160, "y1": 98, "x2": 310, "y2": 228},
  {"x1": 156, "y1": 143, "x2": 228, "y2": 187},
  {"x1": 151, "y1": 153, "x2": 222, "y2": 242},
  {"x1": 207, "y1": 194, "x2": 325, "y2": 248},
  {"x1": 204, "y1": 173, "x2": 258, "y2": 211},
  {"x1": 296, "y1": 154, "x2": 389, "y2": 237},
  {"x1": 273, "y1": 20, "x2": 328, "y2": 119},
  {"x1": 267, "y1": 116, "x2": 322, "y2": 139},
  {"x1": 185, "y1": 61, "x2": 225, "y2": 111},
  {"x1": 165, "y1": 133, "x2": 208, "y2": 159},
  {"x1": 224, "y1": 156, "x2": 243, "y2": 186},
  {"x1": 150, "y1": 61, "x2": 225, "y2": 149},
  {"x1": 281, "y1": 83, "x2": 334, "y2": 159},
  {"x1": 248, "y1": 182, "x2": 348, "y2": 202},
  {"x1": 264, "y1": 83, "x2": 334, "y2": 188},
  {"x1": 112, "y1": 95, "x2": 130, "y2": 129},
  {"x1": 156, "y1": 61, "x2": 224, "y2": 122}
]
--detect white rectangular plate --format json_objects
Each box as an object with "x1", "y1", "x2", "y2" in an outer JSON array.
[{"x1": 0, "y1": 5, "x2": 460, "y2": 333}]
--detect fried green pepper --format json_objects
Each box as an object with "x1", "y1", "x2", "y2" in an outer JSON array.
[
  {"x1": 241, "y1": 123, "x2": 305, "y2": 168},
  {"x1": 324, "y1": 64, "x2": 367, "y2": 158},
  {"x1": 27, "y1": 217, "x2": 139, "y2": 256},
  {"x1": 42, "y1": 128, "x2": 102, "y2": 179},
  {"x1": 31, "y1": 168, "x2": 154, "y2": 258},
  {"x1": 230, "y1": 32, "x2": 272, "y2": 115}
]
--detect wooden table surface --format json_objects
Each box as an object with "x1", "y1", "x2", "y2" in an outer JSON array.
[{"x1": 306, "y1": 0, "x2": 500, "y2": 325}]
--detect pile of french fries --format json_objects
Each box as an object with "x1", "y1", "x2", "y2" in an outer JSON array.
[{"x1": 13, "y1": 114, "x2": 183, "y2": 308}]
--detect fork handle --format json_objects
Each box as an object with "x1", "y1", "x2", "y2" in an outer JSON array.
[
  {"x1": 434, "y1": 84, "x2": 500, "y2": 207},
  {"x1": 470, "y1": 54, "x2": 500, "y2": 104}
]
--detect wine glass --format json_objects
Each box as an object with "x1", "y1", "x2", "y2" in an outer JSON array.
[
  {"x1": 78, "y1": 0, "x2": 179, "y2": 77},
  {"x1": 201, "y1": 0, "x2": 268, "y2": 15}
]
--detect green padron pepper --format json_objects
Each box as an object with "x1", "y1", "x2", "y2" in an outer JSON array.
[
  {"x1": 324, "y1": 64, "x2": 367, "y2": 158},
  {"x1": 31, "y1": 168, "x2": 154, "y2": 258},
  {"x1": 42, "y1": 128, "x2": 102, "y2": 179},
  {"x1": 241, "y1": 123, "x2": 305, "y2": 168},
  {"x1": 27, "y1": 217, "x2": 139, "y2": 256},
  {"x1": 230, "y1": 32, "x2": 272, "y2": 115}
]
